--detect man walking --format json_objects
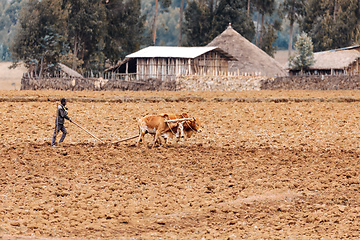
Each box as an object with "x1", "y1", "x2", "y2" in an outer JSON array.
[{"x1": 51, "y1": 98, "x2": 72, "y2": 147}]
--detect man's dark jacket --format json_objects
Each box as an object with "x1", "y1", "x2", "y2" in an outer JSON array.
[{"x1": 56, "y1": 104, "x2": 70, "y2": 125}]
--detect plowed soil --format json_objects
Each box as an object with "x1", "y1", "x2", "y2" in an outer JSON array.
[{"x1": 2, "y1": 90, "x2": 360, "y2": 239}]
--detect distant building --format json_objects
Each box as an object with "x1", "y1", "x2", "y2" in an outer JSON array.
[
  {"x1": 58, "y1": 63, "x2": 83, "y2": 78},
  {"x1": 207, "y1": 24, "x2": 287, "y2": 77},
  {"x1": 105, "y1": 46, "x2": 236, "y2": 81},
  {"x1": 24, "y1": 63, "x2": 83, "y2": 79},
  {"x1": 289, "y1": 45, "x2": 360, "y2": 75}
]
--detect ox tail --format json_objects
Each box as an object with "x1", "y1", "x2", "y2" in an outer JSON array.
[{"x1": 112, "y1": 134, "x2": 139, "y2": 144}]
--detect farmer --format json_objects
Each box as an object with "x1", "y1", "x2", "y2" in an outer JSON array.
[{"x1": 51, "y1": 98, "x2": 72, "y2": 147}]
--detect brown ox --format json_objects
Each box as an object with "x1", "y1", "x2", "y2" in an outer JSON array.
[
  {"x1": 137, "y1": 113, "x2": 181, "y2": 148},
  {"x1": 137, "y1": 113, "x2": 202, "y2": 147},
  {"x1": 159, "y1": 113, "x2": 202, "y2": 144}
]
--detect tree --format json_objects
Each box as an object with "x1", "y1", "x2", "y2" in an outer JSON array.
[
  {"x1": 65, "y1": 0, "x2": 106, "y2": 73},
  {"x1": 288, "y1": 32, "x2": 315, "y2": 73},
  {"x1": 253, "y1": 0, "x2": 275, "y2": 47},
  {"x1": 259, "y1": 21, "x2": 279, "y2": 57},
  {"x1": 0, "y1": 0, "x2": 26, "y2": 61},
  {"x1": 11, "y1": 0, "x2": 146, "y2": 74},
  {"x1": 215, "y1": 0, "x2": 255, "y2": 41},
  {"x1": 301, "y1": 0, "x2": 360, "y2": 52},
  {"x1": 183, "y1": 0, "x2": 255, "y2": 46},
  {"x1": 183, "y1": 0, "x2": 213, "y2": 46},
  {"x1": 10, "y1": 0, "x2": 67, "y2": 77},
  {"x1": 104, "y1": 0, "x2": 145, "y2": 65},
  {"x1": 279, "y1": 0, "x2": 306, "y2": 57},
  {"x1": 178, "y1": 0, "x2": 184, "y2": 46},
  {"x1": 152, "y1": 0, "x2": 171, "y2": 45}
]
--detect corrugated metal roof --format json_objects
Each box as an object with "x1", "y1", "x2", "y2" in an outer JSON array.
[
  {"x1": 318, "y1": 44, "x2": 360, "y2": 53},
  {"x1": 126, "y1": 46, "x2": 236, "y2": 60}
]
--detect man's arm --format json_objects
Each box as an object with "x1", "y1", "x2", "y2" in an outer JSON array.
[{"x1": 59, "y1": 106, "x2": 71, "y2": 121}]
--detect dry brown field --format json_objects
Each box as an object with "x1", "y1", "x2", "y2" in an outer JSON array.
[{"x1": 2, "y1": 90, "x2": 360, "y2": 239}]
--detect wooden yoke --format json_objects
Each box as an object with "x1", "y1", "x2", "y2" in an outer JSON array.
[{"x1": 164, "y1": 118, "x2": 194, "y2": 123}]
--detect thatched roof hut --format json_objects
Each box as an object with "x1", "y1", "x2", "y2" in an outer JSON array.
[
  {"x1": 24, "y1": 63, "x2": 83, "y2": 79},
  {"x1": 207, "y1": 25, "x2": 287, "y2": 77},
  {"x1": 294, "y1": 45, "x2": 360, "y2": 75}
]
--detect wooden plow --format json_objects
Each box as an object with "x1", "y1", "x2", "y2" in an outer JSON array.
[
  {"x1": 112, "y1": 135, "x2": 139, "y2": 144},
  {"x1": 71, "y1": 120, "x2": 105, "y2": 143}
]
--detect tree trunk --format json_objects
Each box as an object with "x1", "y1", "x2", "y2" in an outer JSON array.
[
  {"x1": 255, "y1": 13, "x2": 260, "y2": 46},
  {"x1": 247, "y1": 0, "x2": 250, "y2": 16},
  {"x1": 152, "y1": 0, "x2": 159, "y2": 45},
  {"x1": 258, "y1": 14, "x2": 264, "y2": 47},
  {"x1": 333, "y1": 0, "x2": 337, "y2": 21},
  {"x1": 288, "y1": 4, "x2": 296, "y2": 58},
  {"x1": 178, "y1": 0, "x2": 184, "y2": 46},
  {"x1": 288, "y1": 21, "x2": 294, "y2": 58},
  {"x1": 73, "y1": 37, "x2": 78, "y2": 70},
  {"x1": 81, "y1": 42, "x2": 85, "y2": 65},
  {"x1": 39, "y1": 55, "x2": 44, "y2": 79}
]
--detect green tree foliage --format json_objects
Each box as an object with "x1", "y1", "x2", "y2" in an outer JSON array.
[
  {"x1": 11, "y1": 0, "x2": 145, "y2": 74},
  {"x1": 155, "y1": 7, "x2": 180, "y2": 46},
  {"x1": 302, "y1": 0, "x2": 360, "y2": 52},
  {"x1": 259, "y1": 21, "x2": 279, "y2": 57},
  {"x1": 152, "y1": 0, "x2": 172, "y2": 45},
  {"x1": 183, "y1": 0, "x2": 255, "y2": 46},
  {"x1": 215, "y1": 0, "x2": 254, "y2": 40},
  {"x1": 279, "y1": 0, "x2": 305, "y2": 56},
  {"x1": 142, "y1": 0, "x2": 188, "y2": 46},
  {"x1": 183, "y1": 1, "x2": 212, "y2": 46},
  {"x1": 65, "y1": 0, "x2": 106, "y2": 73},
  {"x1": 253, "y1": 0, "x2": 275, "y2": 46},
  {"x1": 104, "y1": 0, "x2": 145, "y2": 65},
  {"x1": 253, "y1": 0, "x2": 285, "y2": 57},
  {"x1": 288, "y1": 32, "x2": 315, "y2": 72},
  {"x1": 0, "y1": 0, "x2": 26, "y2": 61},
  {"x1": 10, "y1": 0, "x2": 67, "y2": 77},
  {"x1": 141, "y1": 0, "x2": 293, "y2": 50}
]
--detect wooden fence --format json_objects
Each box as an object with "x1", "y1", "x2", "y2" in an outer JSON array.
[{"x1": 21, "y1": 76, "x2": 176, "y2": 91}]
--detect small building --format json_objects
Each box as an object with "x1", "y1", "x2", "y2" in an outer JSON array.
[
  {"x1": 290, "y1": 45, "x2": 360, "y2": 75},
  {"x1": 58, "y1": 63, "x2": 83, "y2": 78},
  {"x1": 105, "y1": 46, "x2": 236, "y2": 81},
  {"x1": 24, "y1": 63, "x2": 83, "y2": 79}
]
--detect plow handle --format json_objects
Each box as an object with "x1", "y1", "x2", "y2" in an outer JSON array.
[{"x1": 71, "y1": 120, "x2": 105, "y2": 143}]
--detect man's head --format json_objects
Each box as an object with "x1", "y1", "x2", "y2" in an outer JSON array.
[{"x1": 61, "y1": 98, "x2": 67, "y2": 106}]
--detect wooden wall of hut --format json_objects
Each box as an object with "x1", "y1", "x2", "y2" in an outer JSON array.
[
  {"x1": 135, "y1": 50, "x2": 229, "y2": 81},
  {"x1": 192, "y1": 51, "x2": 228, "y2": 76},
  {"x1": 136, "y1": 58, "x2": 191, "y2": 81}
]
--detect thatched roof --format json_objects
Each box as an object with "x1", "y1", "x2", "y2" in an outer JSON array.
[
  {"x1": 59, "y1": 63, "x2": 83, "y2": 78},
  {"x1": 309, "y1": 48, "x2": 360, "y2": 70},
  {"x1": 207, "y1": 25, "x2": 287, "y2": 77}
]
